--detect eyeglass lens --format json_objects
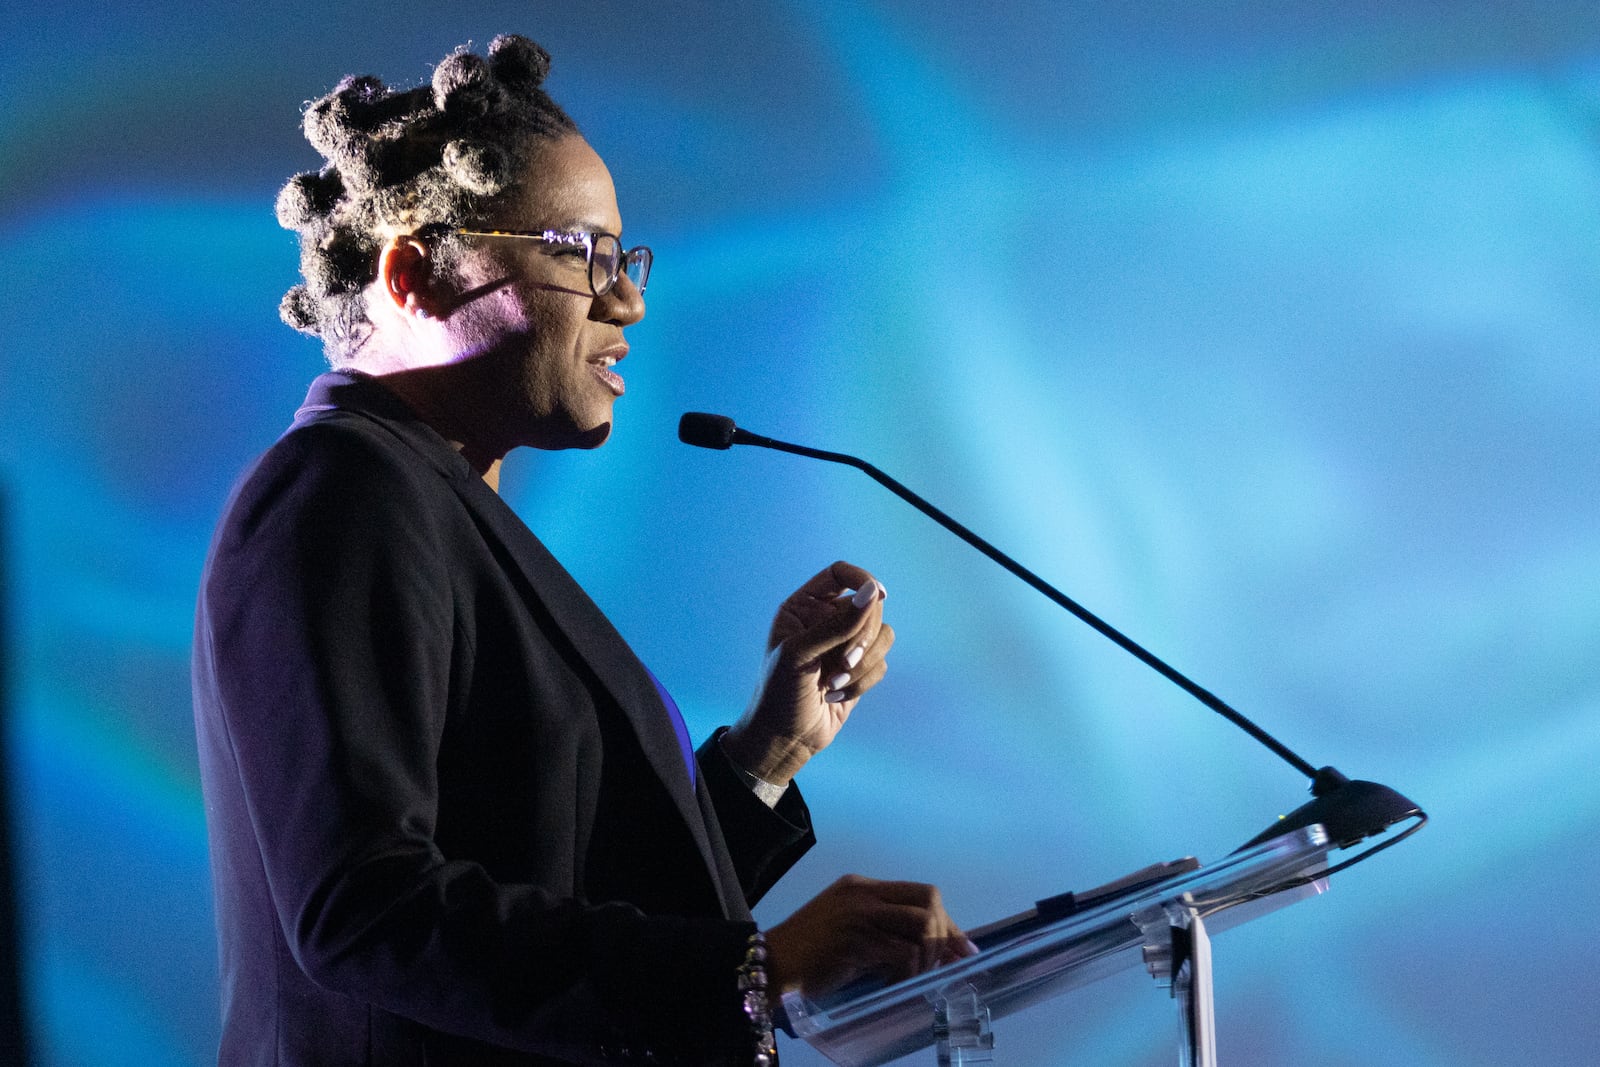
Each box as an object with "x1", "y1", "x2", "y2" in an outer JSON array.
[{"x1": 588, "y1": 234, "x2": 651, "y2": 296}]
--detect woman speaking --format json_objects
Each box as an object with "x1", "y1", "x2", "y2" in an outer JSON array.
[{"x1": 192, "y1": 33, "x2": 971, "y2": 1066}]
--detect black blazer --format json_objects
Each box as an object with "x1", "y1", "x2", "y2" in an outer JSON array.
[{"x1": 193, "y1": 373, "x2": 814, "y2": 1065}]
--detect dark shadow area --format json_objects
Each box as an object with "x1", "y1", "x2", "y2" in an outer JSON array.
[{"x1": 0, "y1": 489, "x2": 31, "y2": 1065}]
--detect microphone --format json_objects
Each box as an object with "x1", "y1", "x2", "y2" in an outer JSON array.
[
  {"x1": 677, "y1": 412, "x2": 1425, "y2": 864},
  {"x1": 677, "y1": 412, "x2": 738, "y2": 450},
  {"x1": 678, "y1": 412, "x2": 791, "y2": 453}
]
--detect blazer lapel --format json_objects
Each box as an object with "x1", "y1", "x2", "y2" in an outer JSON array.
[
  {"x1": 449, "y1": 475, "x2": 734, "y2": 915},
  {"x1": 301, "y1": 372, "x2": 735, "y2": 914}
]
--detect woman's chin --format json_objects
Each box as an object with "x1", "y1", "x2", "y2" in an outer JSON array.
[
  {"x1": 531, "y1": 419, "x2": 612, "y2": 451},
  {"x1": 574, "y1": 421, "x2": 613, "y2": 449}
]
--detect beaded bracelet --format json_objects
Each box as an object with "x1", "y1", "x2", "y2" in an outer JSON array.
[{"x1": 737, "y1": 931, "x2": 777, "y2": 1066}]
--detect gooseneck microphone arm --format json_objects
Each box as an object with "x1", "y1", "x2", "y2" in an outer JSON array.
[
  {"x1": 679, "y1": 412, "x2": 1319, "y2": 780},
  {"x1": 679, "y1": 411, "x2": 1425, "y2": 856}
]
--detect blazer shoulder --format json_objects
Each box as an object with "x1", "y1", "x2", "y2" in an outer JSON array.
[
  {"x1": 273, "y1": 407, "x2": 443, "y2": 478},
  {"x1": 261, "y1": 405, "x2": 455, "y2": 492},
  {"x1": 213, "y1": 409, "x2": 463, "y2": 560}
]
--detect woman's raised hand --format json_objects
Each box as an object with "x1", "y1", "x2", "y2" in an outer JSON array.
[{"x1": 720, "y1": 561, "x2": 893, "y2": 787}]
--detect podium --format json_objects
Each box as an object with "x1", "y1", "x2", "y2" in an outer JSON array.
[{"x1": 782, "y1": 825, "x2": 1334, "y2": 1066}]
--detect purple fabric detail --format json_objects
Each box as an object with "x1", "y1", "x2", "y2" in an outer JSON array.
[{"x1": 644, "y1": 667, "x2": 696, "y2": 787}]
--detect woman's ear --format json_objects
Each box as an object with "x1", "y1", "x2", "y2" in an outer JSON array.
[{"x1": 377, "y1": 236, "x2": 441, "y2": 319}]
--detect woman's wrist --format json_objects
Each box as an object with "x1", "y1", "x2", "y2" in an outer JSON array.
[
  {"x1": 720, "y1": 723, "x2": 809, "y2": 788},
  {"x1": 716, "y1": 730, "x2": 789, "y2": 807}
]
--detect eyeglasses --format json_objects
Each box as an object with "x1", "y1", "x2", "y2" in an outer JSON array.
[{"x1": 449, "y1": 227, "x2": 651, "y2": 297}]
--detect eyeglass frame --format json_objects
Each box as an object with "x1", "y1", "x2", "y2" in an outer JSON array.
[{"x1": 440, "y1": 226, "x2": 651, "y2": 297}]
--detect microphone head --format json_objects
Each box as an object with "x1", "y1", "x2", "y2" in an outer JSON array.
[{"x1": 678, "y1": 412, "x2": 738, "y2": 450}]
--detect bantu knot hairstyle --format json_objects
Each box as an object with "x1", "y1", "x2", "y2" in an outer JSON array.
[{"x1": 275, "y1": 35, "x2": 578, "y2": 360}]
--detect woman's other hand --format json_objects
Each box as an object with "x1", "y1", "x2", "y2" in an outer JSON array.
[{"x1": 764, "y1": 875, "x2": 977, "y2": 998}]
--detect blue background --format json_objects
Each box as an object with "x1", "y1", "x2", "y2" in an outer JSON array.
[{"x1": 4, "y1": 2, "x2": 1599, "y2": 1064}]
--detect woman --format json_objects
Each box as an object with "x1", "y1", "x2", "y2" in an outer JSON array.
[{"x1": 193, "y1": 34, "x2": 971, "y2": 1066}]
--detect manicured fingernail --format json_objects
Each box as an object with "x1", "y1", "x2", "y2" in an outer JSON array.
[
  {"x1": 845, "y1": 646, "x2": 865, "y2": 669},
  {"x1": 827, "y1": 671, "x2": 851, "y2": 691},
  {"x1": 964, "y1": 938, "x2": 980, "y2": 956},
  {"x1": 877, "y1": 581, "x2": 888, "y2": 601},
  {"x1": 852, "y1": 579, "x2": 880, "y2": 609},
  {"x1": 825, "y1": 689, "x2": 848, "y2": 704}
]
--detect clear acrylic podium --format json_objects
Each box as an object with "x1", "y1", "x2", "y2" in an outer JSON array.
[{"x1": 781, "y1": 825, "x2": 1333, "y2": 1066}]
